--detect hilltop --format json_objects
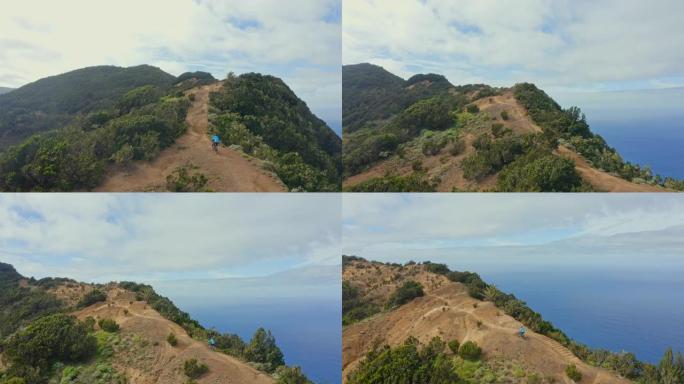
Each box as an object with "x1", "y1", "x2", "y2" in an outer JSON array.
[
  {"x1": 342, "y1": 63, "x2": 682, "y2": 192},
  {"x1": 0, "y1": 262, "x2": 311, "y2": 384},
  {"x1": 342, "y1": 256, "x2": 683, "y2": 383},
  {"x1": 0, "y1": 65, "x2": 341, "y2": 192}
]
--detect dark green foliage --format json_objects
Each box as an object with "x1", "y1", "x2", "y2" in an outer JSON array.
[
  {"x1": 500, "y1": 110, "x2": 509, "y2": 120},
  {"x1": 466, "y1": 104, "x2": 480, "y2": 114},
  {"x1": 3, "y1": 314, "x2": 96, "y2": 371},
  {"x1": 0, "y1": 94, "x2": 190, "y2": 191},
  {"x1": 167, "y1": 333, "x2": 178, "y2": 347},
  {"x1": 421, "y1": 135, "x2": 448, "y2": 156},
  {"x1": 565, "y1": 364, "x2": 582, "y2": 382},
  {"x1": 497, "y1": 153, "x2": 584, "y2": 192},
  {"x1": 116, "y1": 85, "x2": 163, "y2": 114},
  {"x1": 655, "y1": 348, "x2": 684, "y2": 384},
  {"x1": 208, "y1": 331, "x2": 246, "y2": 357},
  {"x1": 387, "y1": 281, "x2": 424, "y2": 308},
  {"x1": 244, "y1": 328, "x2": 285, "y2": 373},
  {"x1": 343, "y1": 173, "x2": 436, "y2": 192},
  {"x1": 165, "y1": 166, "x2": 209, "y2": 192},
  {"x1": 342, "y1": 281, "x2": 380, "y2": 325},
  {"x1": 0, "y1": 263, "x2": 64, "y2": 339},
  {"x1": 448, "y1": 139, "x2": 466, "y2": 156},
  {"x1": 83, "y1": 317, "x2": 95, "y2": 331},
  {"x1": 0, "y1": 65, "x2": 176, "y2": 149},
  {"x1": 275, "y1": 366, "x2": 312, "y2": 384},
  {"x1": 77, "y1": 290, "x2": 106, "y2": 308},
  {"x1": 97, "y1": 319, "x2": 119, "y2": 333},
  {"x1": 174, "y1": 71, "x2": 216, "y2": 85},
  {"x1": 183, "y1": 359, "x2": 209, "y2": 379},
  {"x1": 424, "y1": 262, "x2": 450, "y2": 275},
  {"x1": 448, "y1": 340, "x2": 460, "y2": 354},
  {"x1": 395, "y1": 97, "x2": 455, "y2": 137},
  {"x1": 462, "y1": 135, "x2": 527, "y2": 180},
  {"x1": 210, "y1": 73, "x2": 341, "y2": 191},
  {"x1": 458, "y1": 341, "x2": 482, "y2": 360},
  {"x1": 491, "y1": 123, "x2": 507, "y2": 138},
  {"x1": 347, "y1": 337, "x2": 460, "y2": 384}
]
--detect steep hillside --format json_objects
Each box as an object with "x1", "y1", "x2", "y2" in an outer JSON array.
[
  {"x1": 209, "y1": 73, "x2": 342, "y2": 191},
  {"x1": 0, "y1": 88, "x2": 13, "y2": 95},
  {"x1": 342, "y1": 257, "x2": 680, "y2": 383},
  {"x1": 95, "y1": 83, "x2": 286, "y2": 192},
  {"x1": 0, "y1": 262, "x2": 310, "y2": 384},
  {"x1": 0, "y1": 65, "x2": 176, "y2": 149},
  {"x1": 342, "y1": 64, "x2": 679, "y2": 192}
]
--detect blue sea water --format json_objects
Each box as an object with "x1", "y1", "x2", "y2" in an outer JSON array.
[
  {"x1": 589, "y1": 116, "x2": 684, "y2": 179},
  {"x1": 443, "y1": 259, "x2": 684, "y2": 364}
]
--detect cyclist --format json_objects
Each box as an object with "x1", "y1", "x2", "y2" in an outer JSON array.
[
  {"x1": 211, "y1": 134, "x2": 220, "y2": 152},
  {"x1": 519, "y1": 326, "x2": 526, "y2": 338}
]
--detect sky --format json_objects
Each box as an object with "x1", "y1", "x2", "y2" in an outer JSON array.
[
  {"x1": 0, "y1": 194, "x2": 341, "y2": 283},
  {"x1": 343, "y1": 0, "x2": 684, "y2": 95},
  {"x1": 0, "y1": 0, "x2": 342, "y2": 133},
  {"x1": 342, "y1": 194, "x2": 684, "y2": 276}
]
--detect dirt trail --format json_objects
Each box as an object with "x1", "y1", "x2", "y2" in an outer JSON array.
[
  {"x1": 95, "y1": 83, "x2": 286, "y2": 192},
  {"x1": 343, "y1": 262, "x2": 630, "y2": 384},
  {"x1": 475, "y1": 92, "x2": 543, "y2": 135},
  {"x1": 556, "y1": 146, "x2": 667, "y2": 192},
  {"x1": 75, "y1": 288, "x2": 275, "y2": 384}
]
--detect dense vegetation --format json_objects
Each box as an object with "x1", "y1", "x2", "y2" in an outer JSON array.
[
  {"x1": 347, "y1": 336, "x2": 486, "y2": 384},
  {"x1": 209, "y1": 72, "x2": 342, "y2": 191},
  {"x1": 342, "y1": 281, "x2": 380, "y2": 325},
  {"x1": 77, "y1": 289, "x2": 106, "y2": 308},
  {"x1": 0, "y1": 65, "x2": 176, "y2": 150},
  {"x1": 513, "y1": 83, "x2": 684, "y2": 190},
  {"x1": 387, "y1": 281, "x2": 424, "y2": 308},
  {"x1": 0, "y1": 86, "x2": 190, "y2": 191},
  {"x1": 343, "y1": 173, "x2": 436, "y2": 192}
]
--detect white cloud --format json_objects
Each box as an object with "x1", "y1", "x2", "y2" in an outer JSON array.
[
  {"x1": 0, "y1": 194, "x2": 341, "y2": 282},
  {"x1": 0, "y1": 0, "x2": 341, "y2": 128},
  {"x1": 343, "y1": 0, "x2": 684, "y2": 90}
]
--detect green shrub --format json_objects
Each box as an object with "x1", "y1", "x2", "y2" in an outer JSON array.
[
  {"x1": 4, "y1": 378, "x2": 27, "y2": 384},
  {"x1": 165, "y1": 166, "x2": 209, "y2": 192},
  {"x1": 466, "y1": 104, "x2": 480, "y2": 114},
  {"x1": 3, "y1": 314, "x2": 97, "y2": 370},
  {"x1": 83, "y1": 316, "x2": 96, "y2": 331},
  {"x1": 275, "y1": 365, "x2": 312, "y2": 384},
  {"x1": 183, "y1": 358, "x2": 209, "y2": 379},
  {"x1": 448, "y1": 339, "x2": 460, "y2": 354},
  {"x1": 188, "y1": 93, "x2": 196, "y2": 102},
  {"x1": 497, "y1": 154, "x2": 583, "y2": 192},
  {"x1": 244, "y1": 328, "x2": 285, "y2": 372},
  {"x1": 167, "y1": 333, "x2": 178, "y2": 346},
  {"x1": 77, "y1": 289, "x2": 107, "y2": 308},
  {"x1": 344, "y1": 174, "x2": 435, "y2": 192},
  {"x1": 458, "y1": 341, "x2": 482, "y2": 360},
  {"x1": 565, "y1": 364, "x2": 582, "y2": 382},
  {"x1": 387, "y1": 281, "x2": 424, "y2": 308},
  {"x1": 448, "y1": 139, "x2": 466, "y2": 156},
  {"x1": 500, "y1": 110, "x2": 509, "y2": 120},
  {"x1": 98, "y1": 318, "x2": 119, "y2": 333},
  {"x1": 491, "y1": 123, "x2": 505, "y2": 137},
  {"x1": 396, "y1": 97, "x2": 455, "y2": 136},
  {"x1": 421, "y1": 136, "x2": 447, "y2": 156}
]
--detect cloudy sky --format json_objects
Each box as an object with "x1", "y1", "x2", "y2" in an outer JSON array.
[
  {"x1": 0, "y1": 0, "x2": 341, "y2": 132},
  {"x1": 343, "y1": 194, "x2": 684, "y2": 277},
  {"x1": 0, "y1": 194, "x2": 340, "y2": 283},
  {"x1": 343, "y1": 0, "x2": 684, "y2": 95}
]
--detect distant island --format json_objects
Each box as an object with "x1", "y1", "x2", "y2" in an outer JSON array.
[{"x1": 342, "y1": 63, "x2": 683, "y2": 192}]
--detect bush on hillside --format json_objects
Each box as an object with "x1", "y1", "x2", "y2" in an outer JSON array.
[
  {"x1": 344, "y1": 173, "x2": 436, "y2": 192},
  {"x1": 183, "y1": 358, "x2": 209, "y2": 379},
  {"x1": 98, "y1": 318, "x2": 119, "y2": 333},
  {"x1": 387, "y1": 281, "x2": 424, "y2": 308},
  {"x1": 167, "y1": 333, "x2": 178, "y2": 346},
  {"x1": 244, "y1": 328, "x2": 285, "y2": 372},
  {"x1": 500, "y1": 110, "x2": 509, "y2": 120},
  {"x1": 77, "y1": 289, "x2": 107, "y2": 308},
  {"x1": 496, "y1": 153, "x2": 583, "y2": 192},
  {"x1": 3, "y1": 314, "x2": 97, "y2": 370},
  {"x1": 448, "y1": 340, "x2": 460, "y2": 354},
  {"x1": 448, "y1": 139, "x2": 466, "y2": 156},
  {"x1": 466, "y1": 104, "x2": 480, "y2": 114},
  {"x1": 275, "y1": 366, "x2": 312, "y2": 384},
  {"x1": 395, "y1": 97, "x2": 455, "y2": 136},
  {"x1": 565, "y1": 364, "x2": 582, "y2": 382},
  {"x1": 458, "y1": 341, "x2": 482, "y2": 360}
]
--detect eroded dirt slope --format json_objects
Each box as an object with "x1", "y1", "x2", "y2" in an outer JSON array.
[
  {"x1": 343, "y1": 260, "x2": 630, "y2": 384},
  {"x1": 74, "y1": 287, "x2": 275, "y2": 384},
  {"x1": 96, "y1": 83, "x2": 286, "y2": 192}
]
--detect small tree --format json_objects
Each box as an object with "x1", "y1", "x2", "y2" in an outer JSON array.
[
  {"x1": 447, "y1": 339, "x2": 460, "y2": 354},
  {"x1": 275, "y1": 365, "x2": 311, "y2": 384},
  {"x1": 458, "y1": 340, "x2": 482, "y2": 360},
  {"x1": 184, "y1": 358, "x2": 209, "y2": 379},
  {"x1": 466, "y1": 104, "x2": 480, "y2": 114},
  {"x1": 167, "y1": 333, "x2": 178, "y2": 346},
  {"x1": 500, "y1": 110, "x2": 509, "y2": 120},
  {"x1": 565, "y1": 364, "x2": 582, "y2": 382},
  {"x1": 98, "y1": 318, "x2": 119, "y2": 333}
]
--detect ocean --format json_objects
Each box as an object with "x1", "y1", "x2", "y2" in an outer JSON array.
[
  {"x1": 443, "y1": 258, "x2": 684, "y2": 364},
  {"x1": 552, "y1": 88, "x2": 684, "y2": 180}
]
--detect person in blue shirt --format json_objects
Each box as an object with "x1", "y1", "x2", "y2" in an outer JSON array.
[
  {"x1": 519, "y1": 326, "x2": 526, "y2": 338},
  {"x1": 211, "y1": 134, "x2": 220, "y2": 152},
  {"x1": 208, "y1": 337, "x2": 216, "y2": 350}
]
